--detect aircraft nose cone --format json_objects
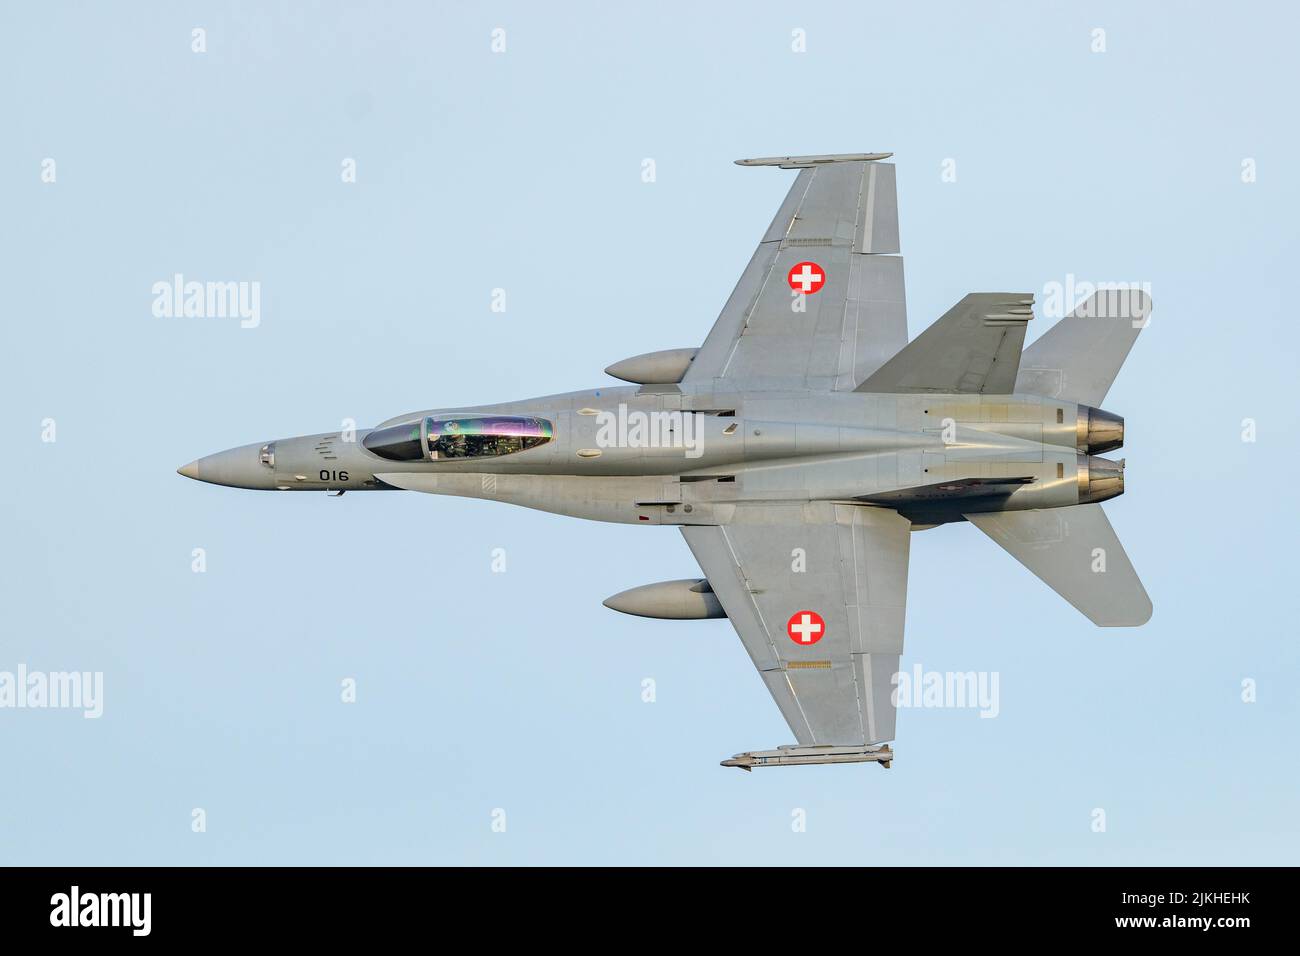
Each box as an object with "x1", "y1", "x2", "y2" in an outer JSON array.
[{"x1": 177, "y1": 442, "x2": 275, "y2": 489}]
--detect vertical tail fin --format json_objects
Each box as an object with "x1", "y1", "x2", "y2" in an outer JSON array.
[{"x1": 1014, "y1": 289, "x2": 1151, "y2": 405}]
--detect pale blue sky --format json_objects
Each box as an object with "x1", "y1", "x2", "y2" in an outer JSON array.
[{"x1": 2, "y1": 1, "x2": 1297, "y2": 864}]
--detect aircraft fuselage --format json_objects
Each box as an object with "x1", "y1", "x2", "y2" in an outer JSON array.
[{"x1": 179, "y1": 384, "x2": 1125, "y2": 527}]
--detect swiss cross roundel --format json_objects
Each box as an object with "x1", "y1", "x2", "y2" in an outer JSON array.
[
  {"x1": 787, "y1": 261, "x2": 826, "y2": 295},
  {"x1": 786, "y1": 610, "x2": 826, "y2": 645}
]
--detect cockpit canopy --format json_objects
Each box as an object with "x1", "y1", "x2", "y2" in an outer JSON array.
[
  {"x1": 364, "y1": 416, "x2": 553, "y2": 462},
  {"x1": 362, "y1": 422, "x2": 423, "y2": 462},
  {"x1": 426, "y1": 416, "x2": 553, "y2": 460}
]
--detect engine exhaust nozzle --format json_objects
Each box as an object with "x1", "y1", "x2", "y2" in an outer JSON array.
[
  {"x1": 1077, "y1": 455, "x2": 1125, "y2": 504},
  {"x1": 1077, "y1": 405, "x2": 1125, "y2": 454}
]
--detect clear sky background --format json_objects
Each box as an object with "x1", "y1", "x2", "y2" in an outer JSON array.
[{"x1": 2, "y1": 2, "x2": 1296, "y2": 865}]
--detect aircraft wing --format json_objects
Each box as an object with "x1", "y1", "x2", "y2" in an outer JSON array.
[
  {"x1": 683, "y1": 154, "x2": 908, "y2": 392},
  {"x1": 680, "y1": 503, "x2": 911, "y2": 746}
]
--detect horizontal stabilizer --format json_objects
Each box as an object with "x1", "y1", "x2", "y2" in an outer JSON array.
[
  {"x1": 856, "y1": 293, "x2": 1033, "y2": 394},
  {"x1": 965, "y1": 504, "x2": 1151, "y2": 626},
  {"x1": 1015, "y1": 289, "x2": 1151, "y2": 405}
]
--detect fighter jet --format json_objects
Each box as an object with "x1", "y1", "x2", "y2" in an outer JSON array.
[{"x1": 179, "y1": 153, "x2": 1152, "y2": 770}]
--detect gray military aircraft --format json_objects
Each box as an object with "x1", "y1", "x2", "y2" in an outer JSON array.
[{"x1": 179, "y1": 153, "x2": 1152, "y2": 770}]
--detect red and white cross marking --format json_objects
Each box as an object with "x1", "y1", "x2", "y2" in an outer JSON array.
[
  {"x1": 786, "y1": 610, "x2": 826, "y2": 645},
  {"x1": 787, "y1": 261, "x2": 826, "y2": 295}
]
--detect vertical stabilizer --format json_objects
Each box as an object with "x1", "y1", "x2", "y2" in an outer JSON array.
[{"x1": 1015, "y1": 289, "x2": 1151, "y2": 405}]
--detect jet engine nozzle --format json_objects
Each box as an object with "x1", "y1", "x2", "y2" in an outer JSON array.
[
  {"x1": 1077, "y1": 455, "x2": 1125, "y2": 504},
  {"x1": 1077, "y1": 405, "x2": 1124, "y2": 454}
]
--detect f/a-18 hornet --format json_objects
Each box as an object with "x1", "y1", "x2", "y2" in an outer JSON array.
[{"x1": 180, "y1": 153, "x2": 1152, "y2": 770}]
